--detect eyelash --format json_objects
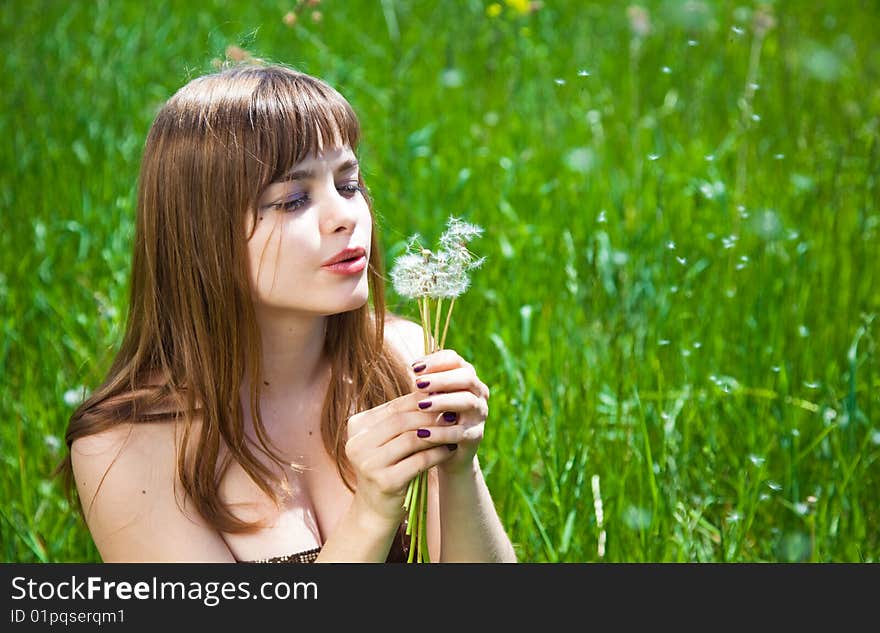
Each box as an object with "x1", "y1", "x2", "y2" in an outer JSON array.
[{"x1": 274, "y1": 184, "x2": 365, "y2": 212}]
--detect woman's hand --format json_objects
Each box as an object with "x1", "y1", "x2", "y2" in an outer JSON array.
[
  {"x1": 408, "y1": 349, "x2": 490, "y2": 475},
  {"x1": 344, "y1": 349, "x2": 490, "y2": 523}
]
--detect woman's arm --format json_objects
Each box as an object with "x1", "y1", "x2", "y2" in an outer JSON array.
[{"x1": 437, "y1": 456, "x2": 517, "y2": 562}]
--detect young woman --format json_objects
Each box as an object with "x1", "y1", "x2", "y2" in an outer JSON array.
[{"x1": 60, "y1": 62, "x2": 516, "y2": 563}]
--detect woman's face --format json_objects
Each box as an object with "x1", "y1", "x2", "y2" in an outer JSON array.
[{"x1": 245, "y1": 145, "x2": 372, "y2": 317}]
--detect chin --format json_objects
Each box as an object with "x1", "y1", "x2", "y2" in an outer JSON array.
[{"x1": 329, "y1": 291, "x2": 369, "y2": 315}]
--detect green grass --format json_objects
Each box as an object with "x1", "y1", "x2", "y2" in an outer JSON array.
[{"x1": 1, "y1": 0, "x2": 878, "y2": 562}]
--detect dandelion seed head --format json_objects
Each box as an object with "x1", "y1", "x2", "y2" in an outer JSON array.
[{"x1": 391, "y1": 216, "x2": 484, "y2": 300}]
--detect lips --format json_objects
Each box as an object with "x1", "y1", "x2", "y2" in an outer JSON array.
[{"x1": 322, "y1": 246, "x2": 367, "y2": 267}]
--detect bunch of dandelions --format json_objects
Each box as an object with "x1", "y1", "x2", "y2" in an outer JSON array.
[{"x1": 389, "y1": 216, "x2": 485, "y2": 563}]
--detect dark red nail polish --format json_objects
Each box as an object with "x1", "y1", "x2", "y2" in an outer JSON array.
[
  {"x1": 416, "y1": 380, "x2": 430, "y2": 389},
  {"x1": 417, "y1": 428, "x2": 431, "y2": 438},
  {"x1": 442, "y1": 411, "x2": 457, "y2": 422},
  {"x1": 446, "y1": 444, "x2": 458, "y2": 451},
  {"x1": 418, "y1": 400, "x2": 432, "y2": 410},
  {"x1": 412, "y1": 363, "x2": 427, "y2": 373}
]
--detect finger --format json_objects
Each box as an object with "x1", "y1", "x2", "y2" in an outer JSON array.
[
  {"x1": 386, "y1": 444, "x2": 459, "y2": 489},
  {"x1": 380, "y1": 425, "x2": 466, "y2": 464},
  {"x1": 413, "y1": 366, "x2": 484, "y2": 398},
  {"x1": 352, "y1": 394, "x2": 450, "y2": 448},
  {"x1": 411, "y1": 349, "x2": 473, "y2": 375},
  {"x1": 413, "y1": 391, "x2": 487, "y2": 419}
]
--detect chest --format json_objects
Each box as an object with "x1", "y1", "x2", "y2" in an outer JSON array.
[{"x1": 217, "y1": 397, "x2": 354, "y2": 562}]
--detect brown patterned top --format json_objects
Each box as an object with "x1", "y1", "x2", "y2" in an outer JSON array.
[{"x1": 239, "y1": 522, "x2": 411, "y2": 563}]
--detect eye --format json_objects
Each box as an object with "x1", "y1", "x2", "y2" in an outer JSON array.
[
  {"x1": 273, "y1": 194, "x2": 309, "y2": 212},
  {"x1": 338, "y1": 183, "x2": 365, "y2": 198}
]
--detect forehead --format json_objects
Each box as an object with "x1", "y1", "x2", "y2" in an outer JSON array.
[{"x1": 292, "y1": 145, "x2": 357, "y2": 170}]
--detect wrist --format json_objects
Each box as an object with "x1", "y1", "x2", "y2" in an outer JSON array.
[
  {"x1": 438, "y1": 455, "x2": 481, "y2": 482},
  {"x1": 350, "y1": 492, "x2": 405, "y2": 536}
]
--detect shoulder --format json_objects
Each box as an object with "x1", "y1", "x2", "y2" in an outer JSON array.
[
  {"x1": 383, "y1": 311, "x2": 432, "y2": 365},
  {"x1": 70, "y1": 394, "x2": 233, "y2": 561}
]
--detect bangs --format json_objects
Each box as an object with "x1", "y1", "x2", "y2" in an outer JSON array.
[{"x1": 248, "y1": 66, "x2": 361, "y2": 184}]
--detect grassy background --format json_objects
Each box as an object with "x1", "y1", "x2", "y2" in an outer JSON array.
[{"x1": 1, "y1": 0, "x2": 878, "y2": 562}]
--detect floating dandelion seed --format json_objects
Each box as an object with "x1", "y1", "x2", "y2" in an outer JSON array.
[
  {"x1": 597, "y1": 210, "x2": 607, "y2": 223},
  {"x1": 64, "y1": 386, "x2": 87, "y2": 407},
  {"x1": 577, "y1": 69, "x2": 591, "y2": 77},
  {"x1": 44, "y1": 434, "x2": 61, "y2": 452},
  {"x1": 554, "y1": 78, "x2": 566, "y2": 85},
  {"x1": 661, "y1": 66, "x2": 671, "y2": 74},
  {"x1": 687, "y1": 39, "x2": 698, "y2": 46},
  {"x1": 648, "y1": 153, "x2": 660, "y2": 161},
  {"x1": 666, "y1": 241, "x2": 676, "y2": 250}
]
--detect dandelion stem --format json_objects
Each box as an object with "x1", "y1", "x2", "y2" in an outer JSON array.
[
  {"x1": 439, "y1": 297, "x2": 456, "y2": 350},
  {"x1": 418, "y1": 297, "x2": 430, "y2": 353},
  {"x1": 418, "y1": 470, "x2": 429, "y2": 561},
  {"x1": 434, "y1": 298, "x2": 443, "y2": 351}
]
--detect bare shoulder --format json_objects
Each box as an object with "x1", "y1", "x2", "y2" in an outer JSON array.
[
  {"x1": 383, "y1": 311, "x2": 431, "y2": 365},
  {"x1": 70, "y1": 400, "x2": 234, "y2": 562}
]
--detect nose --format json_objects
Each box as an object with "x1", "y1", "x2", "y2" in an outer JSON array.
[{"x1": 318, "y1": 182, "x2": 359, "y2": 234}]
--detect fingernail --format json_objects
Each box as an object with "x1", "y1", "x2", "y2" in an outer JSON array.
[
  {"x1": 417, "y1": 428, "x2": 431, "y2": 438},
  {"x1": 416, "y1": 380, "x2": 430, "y2": 389},
  {"x1": 446, "y1": 444, "x2": 458, "y2": 451},
  {"x1": 418, "y1": 400, "x2": 432, "y2": 410},
  {"x1": 442, "y1": 411, "x2": 457, "y2": 422},
  {"x1": 412, "y1": 363, "x2": 426, "y2": 373}
]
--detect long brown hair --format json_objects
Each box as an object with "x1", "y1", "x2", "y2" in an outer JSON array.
[{"x1": 58, "y1": 63, "x2": 412, "y2": 533}]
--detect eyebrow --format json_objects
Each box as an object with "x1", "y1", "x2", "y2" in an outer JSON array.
[{"x1": 282, "y1": 158, "x2": 359, "y2": 182}]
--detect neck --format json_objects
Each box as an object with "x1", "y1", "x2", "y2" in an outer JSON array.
[{"x1": 243, "y1": 309, "x2": 329, "y2": 400}]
